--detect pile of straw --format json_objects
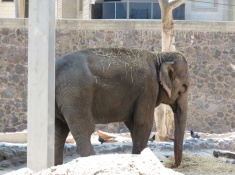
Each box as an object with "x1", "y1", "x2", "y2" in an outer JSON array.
[{"x1": 164, "y1": 153, "x2": 235, "y2": 175}]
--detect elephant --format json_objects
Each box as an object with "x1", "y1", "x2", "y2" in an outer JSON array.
[{"x1": 55, "y1": 48, "x2": 190, "y2": 166}]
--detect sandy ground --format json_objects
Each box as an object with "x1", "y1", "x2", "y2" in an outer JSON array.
[
  {"x1": 1, "y1": 131, "x2": 235, "y2": 175},
  {"x1": 8, "y1": 148, "x2": 183, "y2": 175}
]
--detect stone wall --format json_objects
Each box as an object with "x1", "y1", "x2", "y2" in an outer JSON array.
[
  {"x1": 0, "y1": 19, "x2": 234, "y2": 133},
  {"x1": 0, "y1": 20, "x2": 28, "y2": 132}
]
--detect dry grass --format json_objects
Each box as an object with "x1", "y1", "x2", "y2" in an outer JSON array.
[
  {"x1": 164, "y1": 153, "x2": 235, "y2": 175},
  {"x1": 90, "y1": 48, "x2": 150, "y2": 59}
]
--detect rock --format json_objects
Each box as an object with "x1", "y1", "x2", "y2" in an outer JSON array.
[
  {"x1": 0, "y1": 109, "x2": 4, "y2": 117},
  {"x1": 3, "y1": 151, "x2": 14, "y2": 160},
  {"x1": 3, "y1": 127, "x2": 17, "y2": 132},
  {"x1": 11, "y1": 157, "x2": 20, "y2": 166},
  {"x1": 0, "y1": 160, "x2": 11, "y2": 168},
  {"x1": 199, "y1": 140, "x2": 209, "y2": 149},
  {"x1": 1, "y1": 87, "x2": 15, "y2": 98},
  {"x1": 213, "y1": 150, "x2": 235, "y2": 159},
  {"x1": 15, "y1": 65, "x2": 25, "y2": 74}
]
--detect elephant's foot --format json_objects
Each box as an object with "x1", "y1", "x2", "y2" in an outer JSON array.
[
  {"x1": 73, "y1": 133, "x2": 95, "y2": 157},
  {"x1": 54, "y1": 155, "x2": 63, "y2": 166},
  {"x1": 132, "y1": 145, "x2": 147, "y2": 154},
  {"x1": 77, "y1": 142, "x2": 95, "y2": 157},
  {"x1": 131, "y1": 123, "x2": 153, "y2": 155},
  {"x1": 54, "y1": 143, "x2": 66, "y2": 166}
]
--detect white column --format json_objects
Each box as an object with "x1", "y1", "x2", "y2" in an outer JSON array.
[{"x1": 27, "y1": 0, "x2": 55, "y2": 171}]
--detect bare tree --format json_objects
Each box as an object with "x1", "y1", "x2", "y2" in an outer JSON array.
[
  {"x1": 155, "y1": 0, "x2": 186, "y2": 141},
  {"x1": 160, "y1": 0, "x2": 186, "y2": 51}
]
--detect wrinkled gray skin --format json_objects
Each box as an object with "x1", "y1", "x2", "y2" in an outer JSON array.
[{"x1": 55, "y1": 48, "x2": 190, "y2": 166}]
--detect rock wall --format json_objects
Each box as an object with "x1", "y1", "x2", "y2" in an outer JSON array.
[
  {"x1": 0, "y1": 19, "x2": 234, "y2": 133},
  {"x1": 0, "y1": 26, "x2": 28, "y2": 132}
]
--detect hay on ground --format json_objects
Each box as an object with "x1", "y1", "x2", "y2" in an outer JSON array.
[{"x1": 164, "y1": 153, "x2": 235, "y2": 175}]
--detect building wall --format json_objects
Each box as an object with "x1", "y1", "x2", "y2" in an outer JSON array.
[
  {"x1": 0, "y1": 0, "x2": 234, "y2": 21},
  {"x1": 0, "y1": 1, "x2": 15, "y2": 18},
  {"x1": 56, "y1": 0, "x2": 63, "y2": 18},
  {"x1": 56, "y1": 0, "x2": 90, "y2": 19},
  {"x1": 18, "y1": 0, "x2": 25, "y2": 18},
  {"x1": 228, "y1": 0, "x2": 235, "y2": 20},
  {"x1": 0, "y1": 19, "x2": 235, "y2": 134},
  {"x1": 61, "y1": 0, "x2": 78, "y2": 19},
  {"x1": 185, "y1": 0, "x2": 229, "y2": 21}
]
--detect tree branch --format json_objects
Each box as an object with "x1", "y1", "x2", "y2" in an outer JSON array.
[
  {"x1": 168, "y1": 0, "x2": 187, "y2": 10},
  {"x1": 159, "y1": 0, "x2": 168, "y2": 8}
]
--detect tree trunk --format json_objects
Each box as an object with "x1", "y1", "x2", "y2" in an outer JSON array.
[
  {"x1": 154, "y1": 104, "x2": 174, "y2": 141},
  {"x1": 155, "y1": 0, "x2": 179, "y2": 141}
]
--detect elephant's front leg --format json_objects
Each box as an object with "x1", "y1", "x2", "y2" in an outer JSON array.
[
  {"x1": 131, "y1": 122, "x2": 153, "y2": 154},
  {"x1": 131, "y1": 102, "x2": 155, "y2": 154}
]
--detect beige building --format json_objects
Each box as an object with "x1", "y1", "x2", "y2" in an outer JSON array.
[
  {"x1": 0, "y1": 0, "x2": 90, "y2": 19},
  {"x1": 0, "y1": 0, "x2": 235, "y2": 21},
  {"x1": 57, "y1": 0, "x2": 91, "y2": 19},
  {"x1": 0, "y1": 0, "x2": 15, "y2": 18},
  {"x1": 0, "y1": 0, "x2": 28, "y2": 18}
]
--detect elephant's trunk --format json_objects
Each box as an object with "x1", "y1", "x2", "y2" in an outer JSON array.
[{"x1": 173, "y1": 93, "x2": 188, "y2": 166}]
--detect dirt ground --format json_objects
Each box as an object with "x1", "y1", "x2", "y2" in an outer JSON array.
[{"x1": 1, "y1": 131, "x2": 235, "y2": 175}]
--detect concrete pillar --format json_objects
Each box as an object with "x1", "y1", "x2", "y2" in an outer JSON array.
[{"x1": 27, "y1": 0, "x2": 55, "y2": 171}]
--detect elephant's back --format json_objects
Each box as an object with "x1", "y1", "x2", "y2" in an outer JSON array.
[
  {"x1": 55, "y1": 51, "x2": 95, "y2": 93},
  {"x1": 56, "y1": 52, "x2": 86, "y2": 75}
]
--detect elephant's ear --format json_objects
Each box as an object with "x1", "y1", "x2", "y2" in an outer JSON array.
[{"x1": 159, "y1": 61, "x2": 174, "y2": 98}]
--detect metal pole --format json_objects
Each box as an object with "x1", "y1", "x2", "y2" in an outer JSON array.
[{"x1": 127, "y1": 0, "x2": 130, "y2": 19}]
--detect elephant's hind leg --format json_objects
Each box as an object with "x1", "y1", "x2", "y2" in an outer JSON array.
[
  {"x1": 69, "y1": 122, "x2": 95, "y2": 157},
  {"x1": 55, "y1": 118, "x2": 69, "y2": 165},
  {"x1": 62, "y1": 96, "x2": 95, "y2": 157}
]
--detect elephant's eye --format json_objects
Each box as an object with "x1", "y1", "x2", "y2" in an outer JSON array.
[{"x1": 182, "y1": 84, "x2": 187, "y2": 93}]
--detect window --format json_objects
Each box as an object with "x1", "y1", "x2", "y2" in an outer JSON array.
[
  {"x1": 116, "y1": 3, "x2": 127, "y2": 19},
  {"x1": 102, "y1": 3, "x2": 115, "y2": 19},
  {"x1": 153, "y1": 3, "x2": 161, "y2": 19},
  {"x1": 92, "y1": 1, "x2": 185, "y2": 20},
  {"x1": 130, "y1": 3, "x2": 151, "y2": 19},
  {"x1": 173, "y1": 3, "x2": 185, "y2": 20}
]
